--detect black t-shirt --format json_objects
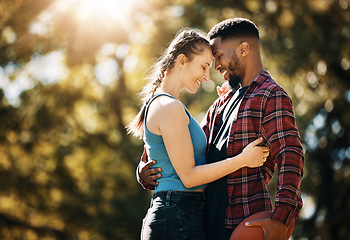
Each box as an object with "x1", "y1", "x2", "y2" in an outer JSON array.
[{"x1": 204, "y1": 86, "x2": 248, "y2": 240}]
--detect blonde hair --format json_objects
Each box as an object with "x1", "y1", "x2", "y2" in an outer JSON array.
[{"x1": 126, "y1": 28, "x2": 210, "y2": 139}]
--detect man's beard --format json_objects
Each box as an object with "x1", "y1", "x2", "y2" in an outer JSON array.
[
  {"x1": 228, "y1": 74, "x2": 241, "y2": 89},
  {"x1": 227, "y1": 53, "x2": 243, "y2": 89}
]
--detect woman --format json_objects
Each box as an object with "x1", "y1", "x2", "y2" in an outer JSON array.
[{"x1": 127, "y1": 28, "x2": 269, "y2": 240}]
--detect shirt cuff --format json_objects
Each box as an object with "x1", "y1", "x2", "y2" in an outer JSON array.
[{"x1": 271, "y1": 206, "x2": 295, "y2": 226}]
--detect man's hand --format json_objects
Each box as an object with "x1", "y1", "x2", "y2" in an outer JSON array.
[
  {"x1": 138, "y1": 160, "x2": 162, "y2": 187},
  {"x1": 138, "y1": 146, "x2": 162, "y2": 187},
  {"x1": 245, "y1": 218, "x2": 288, "y2": 240}
]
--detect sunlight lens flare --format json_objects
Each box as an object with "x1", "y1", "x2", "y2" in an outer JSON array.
[{"x1": 75, "y1": 0, "x2": 135, "y2": 25}]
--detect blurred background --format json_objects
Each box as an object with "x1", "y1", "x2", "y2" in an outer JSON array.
[{"x1": 0, "y1": 0, "x2": 349, "y2": 239}]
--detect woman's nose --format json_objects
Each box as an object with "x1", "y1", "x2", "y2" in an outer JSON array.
[{"x1": 203, "y1": 72, "x2": 210, "y2": 81}]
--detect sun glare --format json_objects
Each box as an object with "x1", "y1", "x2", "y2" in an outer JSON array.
[{"x1": 74, "y1": 0, "x2": 136, "y2": 26}]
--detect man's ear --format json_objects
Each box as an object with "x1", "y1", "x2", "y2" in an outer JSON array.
[
  {"x1": 240, "y1": 42, "x2": 249, "y2": 57},
  {"x1": 177, "y1": 54, "x2": 188, "y2": 68}
]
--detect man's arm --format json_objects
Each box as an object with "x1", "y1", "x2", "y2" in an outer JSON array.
[
  {"x1": 246, "y1": 89, "x2": 304, "y2": 239},
  {"x1": 264, "y1": 90, "x2": 304, "y2": 224},
  {"x1": 136, "y1": 146, "x2": 162, "y2": 190}
]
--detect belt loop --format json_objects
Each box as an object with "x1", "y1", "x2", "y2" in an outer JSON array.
[{"x1": 165, "y1": 191, "x2": 171, "y2": 206}]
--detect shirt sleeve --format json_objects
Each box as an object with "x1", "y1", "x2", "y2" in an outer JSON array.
[
  {"x1": 201, "y1": 109, "x2": 211, "y2": 140},
  {"x1": 200, "y1": 99, "x2": 218, "y2": 141},
  {"x1": 261, "y1": 89, "x2": 304, "y2": 226}
]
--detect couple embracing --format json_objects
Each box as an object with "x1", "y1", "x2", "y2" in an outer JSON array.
[{"x1": 127, "y1": 18, "x2": 304, "y2": 240}]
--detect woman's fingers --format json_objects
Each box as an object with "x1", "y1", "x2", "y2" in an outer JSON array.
[
  {"x1": 262, "y1": 147, "x2": 269, "y2": 152},
  {"x1": 250, "y1": 138, "x2": 263, "y2": 146}
]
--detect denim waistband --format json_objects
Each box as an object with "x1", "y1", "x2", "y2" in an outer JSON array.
[{"x1": 152, "y1": 190, "x2": 205, "y2": 201}]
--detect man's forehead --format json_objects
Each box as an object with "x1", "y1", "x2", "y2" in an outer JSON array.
[
  {"x1": 210, "y1": 37, "x2": 221, "y2": 55},
  {"x1": 209, "y1": 37, "x2": 221, "y2": 47}
]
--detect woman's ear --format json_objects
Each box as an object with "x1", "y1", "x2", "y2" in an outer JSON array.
[
  {"x1": 177, "y1": 54, "x2": 188, "y2": 68},
  {"x1": 240, "y1": 42, "x2": 249, "y2": 57}
]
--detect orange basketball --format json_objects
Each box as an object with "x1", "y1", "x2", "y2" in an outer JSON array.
[{"x1": 230, "y1": 210, "x2": 295, "y2": 240}]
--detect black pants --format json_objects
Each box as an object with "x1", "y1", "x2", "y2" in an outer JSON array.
[{"x1": 204, "y1": 142, "x2": 230, "y2": 240}]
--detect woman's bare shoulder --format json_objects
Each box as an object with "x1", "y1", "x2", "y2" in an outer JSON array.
[{"x1": 150, "y1": 96, "x2": 184, "y2": 115}]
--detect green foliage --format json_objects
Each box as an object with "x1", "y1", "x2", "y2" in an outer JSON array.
[{"x1": 0, "y1": 0, "x2": 349, "y2": 239}]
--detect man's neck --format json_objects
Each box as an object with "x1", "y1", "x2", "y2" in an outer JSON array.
[{"x1": 241, "y1": 65, "x2": 264, "y2": 87}]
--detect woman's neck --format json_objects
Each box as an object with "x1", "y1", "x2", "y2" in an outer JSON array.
[{"x1": 157, "y1": 74, "x2": 181, "y2": 99}]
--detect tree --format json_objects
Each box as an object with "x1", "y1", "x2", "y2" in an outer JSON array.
[{"x1": 0, "y1": 0, "x2": 349, "y2": 239}]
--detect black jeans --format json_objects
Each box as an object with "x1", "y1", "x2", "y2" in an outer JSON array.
[{"x1": 141, "y1": 191, "x2": 206, "y2": 240}]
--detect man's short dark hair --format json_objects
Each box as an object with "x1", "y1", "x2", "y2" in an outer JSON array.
[{"x1": 207, "y1": 18, "x2": 260, "y2": 41}]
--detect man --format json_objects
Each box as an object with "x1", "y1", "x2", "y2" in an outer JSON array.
[{"x1": 137, "y1": 18, "x2": 304, "y2": 240}]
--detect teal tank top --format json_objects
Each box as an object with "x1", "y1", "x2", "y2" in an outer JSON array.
[{"x1": 144, "y1": 93, "x2": 207, "y2": 192}]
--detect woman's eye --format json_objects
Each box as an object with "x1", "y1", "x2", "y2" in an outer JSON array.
[{"x1": 202, "y1": 66, "x2": 206, "y2": 70}]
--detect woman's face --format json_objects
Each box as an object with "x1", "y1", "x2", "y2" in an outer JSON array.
[{"x1": 181, "y1": 47, "x2": 213, "y2": 94}]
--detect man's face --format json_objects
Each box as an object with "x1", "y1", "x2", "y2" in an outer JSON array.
[{"x1": 210, "y1": 37, "x2": 245, "y2": 89}]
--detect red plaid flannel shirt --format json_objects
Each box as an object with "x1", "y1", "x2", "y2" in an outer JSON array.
[{"x1": 201, "y1": 71, "x2": 304, "y2": 229}]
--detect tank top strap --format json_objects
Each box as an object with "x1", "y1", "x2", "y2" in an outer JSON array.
[{"x1": 144, "y1": 93, "x2": 184, "y2": 123}]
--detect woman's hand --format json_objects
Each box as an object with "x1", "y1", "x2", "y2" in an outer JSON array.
[{"x1": 241, "y1": 138, "x2": 270, "y2": 168}]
